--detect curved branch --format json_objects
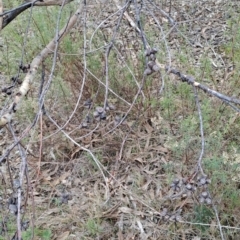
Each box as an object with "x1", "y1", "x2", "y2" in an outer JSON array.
[
  {"x1": 1, "y1": 0, "x2": 74, "y2": 29},
  {"x1": 25, "y1": 0, "x2": 73, "y2": 5},
  {"x1": 2, "y1": 2, "x2": 33, "y2": 28},
  {"x1": 0, "y1": 3, "x2": 82, "y2": 128}
]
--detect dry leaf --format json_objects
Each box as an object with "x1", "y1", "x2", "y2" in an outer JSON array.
[
  {"x1": 151, "y1": 145, "x2": 168, "y2": 154},
  {"x1": 192, "y1": 237, "x2": 201, "y2": 240},
  {"x1": 52, "y1": 172, "x2": 71, "y2": 186},
  {"x1": 119, "y1": 207, "x2": 133, "y2": 214},
  {"x1": 57, "y1": 231, "x2": 69, "y2": 240}
]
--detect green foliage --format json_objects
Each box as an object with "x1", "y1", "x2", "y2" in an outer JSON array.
[
  {"x1": 0, "y1": 220, "x2": 16, "y2": 240},
  {"x1": 86, "y1": 152, "x2": 102, "y2": 171},
  {"x1": 0, "y1": 1, "x2": 77, "y2": 76},
  {"x1": 178, "y1": 50, "x2": 188, "y2": 65},
  {"x1": 160, "y1": 95, "x2": 176, "y2": 118},
  {"x1": 204, "y1": 157, "x2": 227, "y2": 183},
  {"x1": 200, "y1": 57, "x2": 212, "y2": 79},
  {"x1": 16, "y1": 98, "x2": 37, "y2": 122},
  {"x1": 0, "y1": 218, "x2": 51, "y2": 240},
  {"x1": 223, "y1": 188, "x2": 240, "y2": 209},
  {"x1": 22, "y1": 228, "x2": 52, "y2": 240},
  {"x1": 85, "y1": 218, "x2": 102, "y2": 237},
  {"x1": 178, "y1": 83, "x2": 193, "y2": 100},
  {"x1": 192, "y1": 205, "x2": 214, "y2": 232}
]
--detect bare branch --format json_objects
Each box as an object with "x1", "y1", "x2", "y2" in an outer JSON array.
[
  {"x1": 0, "y1": 0, "x2": 3, "y2": 30},
  {"x1": 193, "y1": 86, "x2": 205, "y2": 176},
  {"x1": 25, "y1": 0, "x2": 73, "y2": 5},
  {"x1": 0, "y1": 3, "x2": 83, "y2": 128},
  {"x1": 166, "y1": 66, "x2": 240, "y2": 106},
  {"x1": 1, "y1": 0, "x2": 74, "y2": 29}
]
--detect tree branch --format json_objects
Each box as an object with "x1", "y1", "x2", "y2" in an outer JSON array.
[
  {"x1": 0, "y1": 3, "x2": 82, "y2": 128},
  {"x1": 25, "y1": 0, "x2": 73, "y2": 6},
  {"x1": 166, "y1": 66, "x2": 240, "y2": 106},
  {"x1": 1, "y1": 0, "x2": 74, "y2": 29},
  {"x1": 0, "y1": 0, "x2": 3, "y2": 30}
]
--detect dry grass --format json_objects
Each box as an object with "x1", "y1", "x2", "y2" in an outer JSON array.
[{"x1": 1, "y1": 0, "x2": 240, "y2": 239}]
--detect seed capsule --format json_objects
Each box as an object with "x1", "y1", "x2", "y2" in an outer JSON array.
[
  {"x1": 148, "y1": 61, "x2": 155, "y2": 69},
  {"x1": 186, "y1": 183, "x2": 192, "y2": 190},
  {"x1": 199, "y1": 197, "x2": 205, "y2": 203},
  {"x1": 201, "y1": 191, "x2": 208, "y2": 198},
  {"x1": 206, "y1": 198, "x2": 212, "y2": 204},
  {"x1": 96, "y1": 106, "x2": 104, "y2": 113},
  {"x1": 93, "y1": 111, "x2": 99, "y2": 117},
  {"x1": 144, "y1": 68, "x2": 152, "y2": 75},
  {"x1": 151, "y1": 48, "x2": 158, "y2": 54},
  {"x1": 149, "y1": 54, "x2": 156, "y2": 61},
  {"x1": 152, "y1": 64, "x2": 160, "y2": 72}
]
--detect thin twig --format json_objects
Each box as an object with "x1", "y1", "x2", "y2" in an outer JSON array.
[
  {"x1": 193, "y1": 86, "x2": 205, "y2": 175},
  {"x1": 8, "y1": 123, "x2": 27, "y2": 239},
  {"x1": 193, "y1": 83, "x2": 224, "y2": 239},
  {"x1": 104, "y1": 0, "x2": 131, "y2": 109},
  {"x1": 45, "y1": 112, "x2": 110, "y2": 203}
]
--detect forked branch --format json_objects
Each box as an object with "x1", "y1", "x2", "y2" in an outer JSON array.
[{"x1": 0, "y1": 3, "x2": 82, "y2": 128}]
